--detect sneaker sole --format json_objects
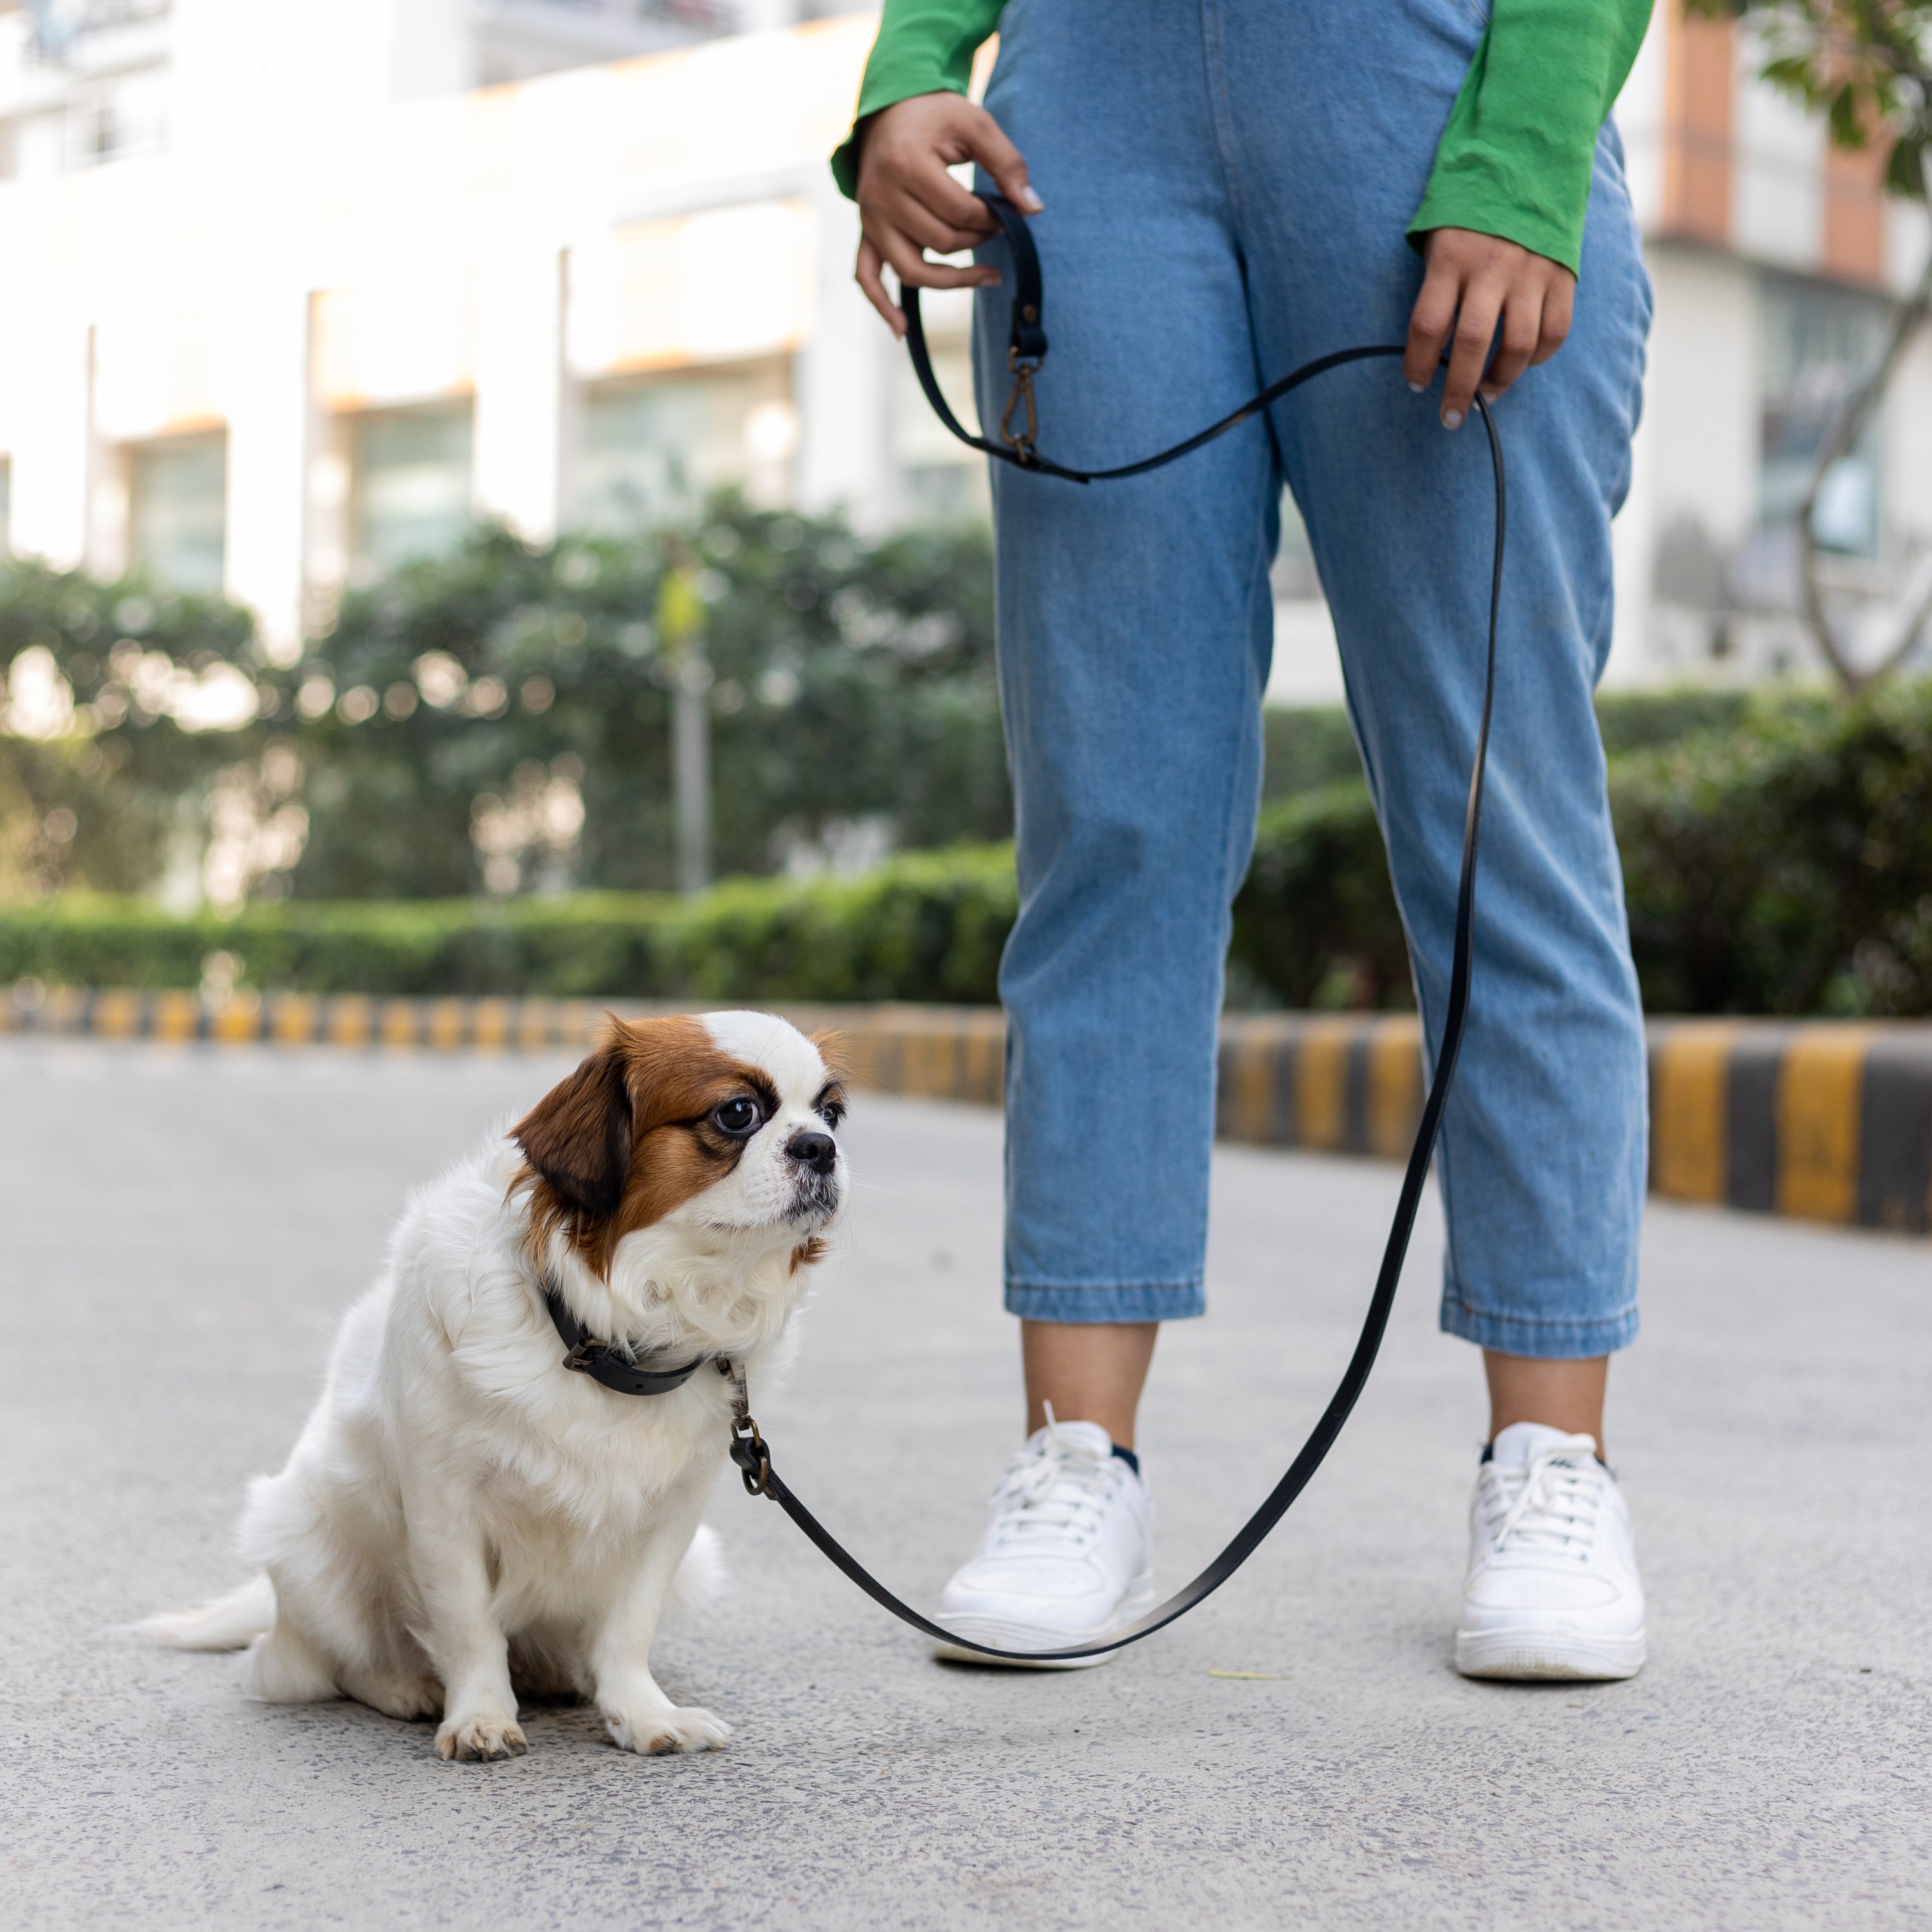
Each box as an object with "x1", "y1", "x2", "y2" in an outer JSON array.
[
  {"x1": 932, "y1": 1584, "x2": 1157, "y2": 1671},
  {"x1": 1454, "y1": 1627, "x2": 1646, "y2": 1681}
]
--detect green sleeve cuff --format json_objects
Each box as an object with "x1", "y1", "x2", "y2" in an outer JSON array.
[
  {"x1": 830, "y1": 0, "x2": 1007, "y2": 200},
  {"x1": 1406, "y1": 0, "x2": 1654, "y2": 279}
]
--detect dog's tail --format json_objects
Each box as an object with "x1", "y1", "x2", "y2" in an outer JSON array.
[
  {"x1": 128, "y1": 1575, "x2": 276, "y2": 1651},
  {"x1": 662, "y1": 1525, "x2": 724, "y2": 1628}
]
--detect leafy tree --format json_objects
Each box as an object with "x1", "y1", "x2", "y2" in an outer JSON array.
[
  {"x1": 290, "y1": 498, "x2": 1007, "y2": 897},
  {"x1": 0, "y1": 560, "x2": 278, "y2": 900},
  {"x1": 0, "y1": 501, "x2": 1007, "y2": 905}
]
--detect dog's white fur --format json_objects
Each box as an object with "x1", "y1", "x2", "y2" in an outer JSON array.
[{"x1": 140, "y1": 1010, "x2": 843, "y2": 1761}]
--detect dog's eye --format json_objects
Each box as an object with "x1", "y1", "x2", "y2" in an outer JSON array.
[
  {"x1": 818, "y1": 1099, "x2": 846, "y2": 1130},
  {"x1": 712, "y1": 1097, "x2": 764, "y2": 1137}
]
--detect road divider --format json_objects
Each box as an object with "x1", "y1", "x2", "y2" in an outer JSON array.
[{"x1": 6, "y1": 985, "x2": 1926, "y2": 1233}]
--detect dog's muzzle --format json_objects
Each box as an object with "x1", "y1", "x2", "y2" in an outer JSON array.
[{"x1": 784, "y1": 1130, "x2": 841, "y2": 1220}]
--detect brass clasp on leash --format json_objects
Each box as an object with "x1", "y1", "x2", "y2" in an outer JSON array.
[
  {"x1": 723, "y1": 1361, "x2": 772, "y2": 1497},
  {"x1": 1000, "y1": 348, "x2": 1041, "y2": 464}
]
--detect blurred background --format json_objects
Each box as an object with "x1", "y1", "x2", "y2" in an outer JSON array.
[{"x1": 3, "y1": 0, "x2": 1932, "y2": 1018}]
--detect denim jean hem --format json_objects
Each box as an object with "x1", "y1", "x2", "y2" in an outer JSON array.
[
  {"x1": 1438, "y1": 1286, "x2": 1640, "y2": 1359},
  {"x1": 1004, "y1": 1281, "x2": 1207, "y2": 1323}
]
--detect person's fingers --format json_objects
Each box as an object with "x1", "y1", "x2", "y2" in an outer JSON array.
[
  {"x1": 855, "y1": 237, "x2": 905, "y2": 335},
  {"x1": 873, "y1": 184, "x2": 995, "y2": 260},
  {"x1": 1405, "y1": 247, "x2": 1462, "y2": 392},
  {"x1": 871, "y1": 225, "x2": 999, "y2": 297},
  {"x1": 911, "y1": 159, "x2": 1006, "y2": 236},
  {"x1": 1531, "y1": 270, "x2": 1576, "y2": 366},
  {"x1": 965, "y1": 108, "x2": 1043, "y2": 214},
  {"x1": 1440, "y1": 277, "x2": 1504, "y2": 427},
  {"x1": 902, "y1": 259, "x2": 1003, "y2": 290},
  {"x1": 1478, "y1": 278, "x2": 1545, "y2": 401}
]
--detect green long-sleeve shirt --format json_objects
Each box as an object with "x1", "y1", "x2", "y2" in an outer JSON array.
[{"x1": 831, "y1": 0, "x2": 1653, "y2": 277}]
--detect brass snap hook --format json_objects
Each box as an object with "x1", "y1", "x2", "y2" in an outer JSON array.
[
  {"x1": 1000, "y1": 348, "x2": 1041, "y2": 463},
  {"x1": 730, "y1": 1414, "x2": 770, "y2": 1496},
  {"x1": 726, "y1": 1363, "x2": 772, "y2": 1496}
]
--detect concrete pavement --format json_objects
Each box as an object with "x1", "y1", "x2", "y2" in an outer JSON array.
[{"x1": 1, "y1": 1039, "x2": 1927, "y2": 1931}]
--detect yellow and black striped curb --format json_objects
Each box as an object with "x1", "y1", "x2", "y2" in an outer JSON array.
[
  {"x1": 1646, "y1": 1019, "x2": 1932, "y2": 1233},
  {"x1": 1220, "y1": 1012, "x2": 1932, "y2": 1234},
  {"x1": 7, "y1": 988, "x2": 1930, "y2": 1234},
  {"x1": 0, "y1": 985, "x2": 1009, "y2": 1101},
  {"x1": 1214, "y1": 1013, "x2": 1427, "y2": 1160}
]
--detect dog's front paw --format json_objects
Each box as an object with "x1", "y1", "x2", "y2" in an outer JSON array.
[
  {"x1": 603, "y1": 1704, "x2": 731, "y2": 1756},
  {"x1": 436, "y1": 1712, "x2": 528, "y2": 1762}
]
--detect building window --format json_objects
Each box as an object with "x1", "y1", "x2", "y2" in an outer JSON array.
[
  {"x1": 1759, "y1": 276, "x2": 1888, "y2": 554},
  {"x1": 572, "y1": 359, "x2": 793, "y2": 533},
  {"x1": 129, "y1": 432, "x2": 226, "y2": 593},
  {"x1": 349, "y1": 404, "x2": 473, "y2": 576}
]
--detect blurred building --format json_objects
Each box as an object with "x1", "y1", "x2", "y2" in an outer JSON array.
[{"x1": 0, "y1": 1, "x2": 1927, "y2": 690}]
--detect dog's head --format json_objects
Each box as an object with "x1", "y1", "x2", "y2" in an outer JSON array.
[{"x1": 511, "y1": 1010, "x2": 846, "y2": 1283}]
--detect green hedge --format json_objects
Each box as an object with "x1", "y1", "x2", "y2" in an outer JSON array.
[
  {"x1": 1231, "y1": 781, "x2": 1408, "y2": 1009},
  {"x1": 1235, "y1": 681, "x2": 1932, "y2": 1018},
  {"x1": 1259, "y1": 687, "x2": 1752, "y2": 800},
  {"x1": 1612, "y1": 683, "x2": 1932, "y2": 1016},
  {"x1": 9, "y1": 683, "x2": 1932, "y2": 1016},
  {"x1": 0, "y1": 846, "x2": 1017, "y2": 1004}
]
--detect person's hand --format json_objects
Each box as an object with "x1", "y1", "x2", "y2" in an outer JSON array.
[
  {"x1": 853, "y1": 92, "x2": 1041, "y2": 336},
  {"x1": 1403, "y1": 228, "x2": 1575, "y2": 429}
]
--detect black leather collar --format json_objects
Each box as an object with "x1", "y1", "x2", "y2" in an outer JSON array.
[{"x1": 540, "y1": 1277, "x2": 709, "y2": 1397}]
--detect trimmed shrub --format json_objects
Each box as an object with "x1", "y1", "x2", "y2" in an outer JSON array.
[
  {"x1": 1593, "y1": 687, "x2": 1752, "y2": 759},
  {"x1": 0, "y1": 846, "x2": 1018, "y2": 1004},
  {"x1": 1231, "y1": 781, "x2": 1410, "y2": 1010},
  {"x1": 1613, "y1": 683, "x2": 1932, "y2": 1016},
  {"x1": 1260, "y1": 708, "x2": 1365, "y2": 800},
  {"x1": 10, "y1": 682, "x2": 1932, "y2": 1017}
]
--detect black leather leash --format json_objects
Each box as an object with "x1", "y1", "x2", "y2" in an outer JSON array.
[
  {"x1": 715, "y1": 194, "x2": 1508, "y2": 1662},
  {"x1": 562, "y1": 191, "x2": 1507, "y2": 1664}
]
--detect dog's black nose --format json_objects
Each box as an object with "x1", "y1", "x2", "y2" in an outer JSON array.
[{"x1": 787, "y1": 1130, "x2": 837, "y2": 1175}]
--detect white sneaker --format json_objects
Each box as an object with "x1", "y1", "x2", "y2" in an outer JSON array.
[
  {"x1": 1455, "y1": 1421, "x2": 1647, "y2": 1681},
  {"x1": 933, "y1": 1416, "x2": 1154, "y2": 1669}
]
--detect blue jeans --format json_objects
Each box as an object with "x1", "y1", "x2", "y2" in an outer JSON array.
[{"x1": 976, "y1": 0, "x2": 1652, "y2": 1358}]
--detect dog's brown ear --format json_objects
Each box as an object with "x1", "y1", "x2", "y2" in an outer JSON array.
[{"x1": 512, "y1": 1043, "x2": 634, "y2": 1220}]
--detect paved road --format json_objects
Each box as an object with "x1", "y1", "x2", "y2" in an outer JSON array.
[{"x1": 1, "y1": 1039, "x2": 1927, "y2": 1931}]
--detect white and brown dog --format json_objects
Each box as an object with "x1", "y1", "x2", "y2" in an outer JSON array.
[{"x1": 140, "y1": 1010, "x2": 844, "y2": 1761}]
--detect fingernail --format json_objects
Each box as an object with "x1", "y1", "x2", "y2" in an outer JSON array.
[
  {"x1": 1019, "y1": 187, "x2": 1043, "y2": 212},
  {"x1": 1442, "y1": 410, "x2": 1463, "y2": 430},
  {"x1": 1406, "y1": 381, "x2": 1425, "y2": 394},
  {"x1": 1478, "y1": 386, "x2": 1499, "y2": 404}
]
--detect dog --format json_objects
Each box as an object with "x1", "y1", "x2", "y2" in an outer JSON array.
[{"x1": 139, "y1": 1009, "x2": 845, "y2": 1761}]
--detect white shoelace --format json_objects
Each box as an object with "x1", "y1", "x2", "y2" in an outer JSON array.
[
  {"x1": 1482, "y1": 1435, "x2": 1605, "y2": 1561},
  {"x1": 983, "y1": 1410, "x2": 1123, "y2": 1555}
]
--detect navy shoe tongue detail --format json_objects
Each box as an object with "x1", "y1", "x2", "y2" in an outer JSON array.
[{"x1": 1110, "y1": 1444, "x2": 1141, "y2": 1478}]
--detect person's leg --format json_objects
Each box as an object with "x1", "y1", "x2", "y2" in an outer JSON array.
[
  {"x1": 929, "y1": 0, "x2": 1278, "y2": 1660},
  {"x1": 1219, "y1": 0, "x2": 1650, "y2": 1390},
  {"x1": 978, "y1": 0, "x2": 1277, "y2": 1380},
  {"x1": 1217, "y1": 0, "x2": 1650, "y2": 1676},
  {"x1": 1484, "y1": 1351, "x2": 1609, "y2": 1454},
  {"x1": 1021, "y1": 1321, "x2": 1158, "y2": 1446}
]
